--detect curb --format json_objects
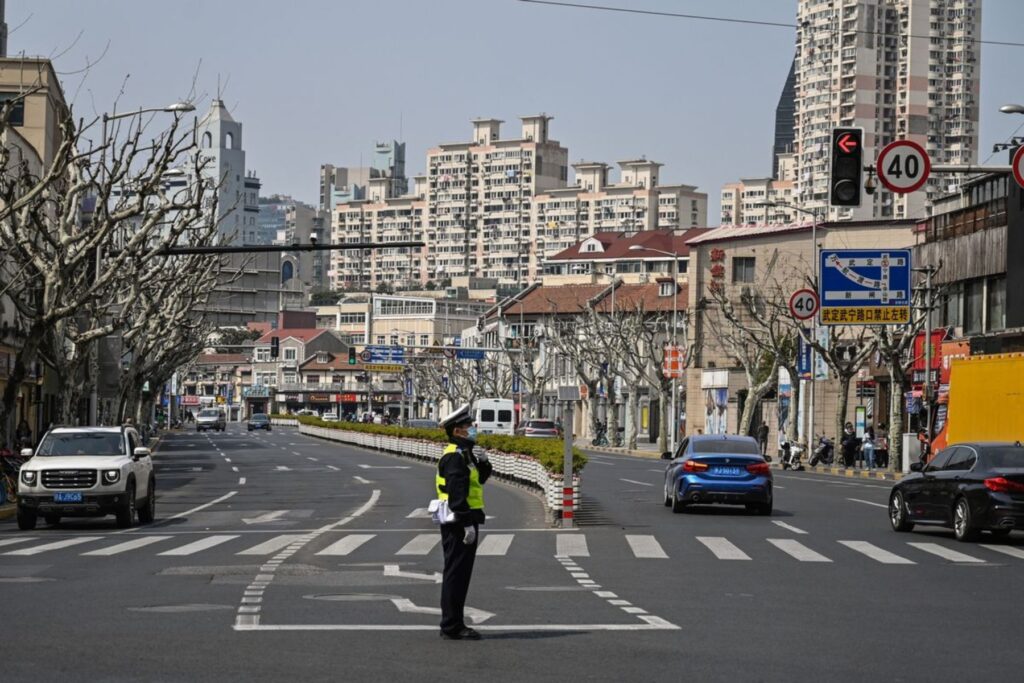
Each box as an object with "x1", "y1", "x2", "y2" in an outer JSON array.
[
  {"x1": 772, "y1": 462, "x2": 902, "y2": 481},
  {"x1": 585, "y1": 445, "x2": 664, "y2": 459}
]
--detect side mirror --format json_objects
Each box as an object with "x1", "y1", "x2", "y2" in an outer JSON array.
[
  {"x1": 661, "y1": 451, "x2": 673, "y2": 460},
  {"x1": 133, "y1": 447, "x2": 151, "y2": 459},
  {"x1": 909, "y1": 462, "x2": 923, "y2": 472},
  {"x1": 20, "y1": 448, "x2": 33, "y2": 457}
]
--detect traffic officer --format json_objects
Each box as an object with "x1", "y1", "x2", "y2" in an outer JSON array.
[{"x1": 436, "y1": 403, "x2": 492, "y2": 640}]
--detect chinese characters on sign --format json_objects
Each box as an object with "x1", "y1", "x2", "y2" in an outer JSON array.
[
  {"x1": 708, "y1": 248, "x2": 726, "y2": 294},
  {"x1": 662, "y1": 344, "x2": 686, "y2": 379}
]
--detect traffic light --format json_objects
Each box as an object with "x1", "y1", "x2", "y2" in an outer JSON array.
[
  {"x1": 348, "y1": 347, "x2": 357, "y2": 365},
  {"x1": 270, "y1": 336, "x2": 280, "y2": 359},
  {"x1": 829, "y1": 127, "x2": 863, "y2": 207}
]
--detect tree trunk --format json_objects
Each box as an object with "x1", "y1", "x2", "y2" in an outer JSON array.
[
  {"x1": 836, "y1": 374, "x2": 853, "y2": 446},
  {"x1": 607, "y1": 380, "x2": 620, "y2": 446},
  {"x1": 0, "y1": 323, "x2": 45, "y2": 447},
  {"x1": 888, "y1": 366, "x2": 905, "y2": 471},
  {"x1": 781, "y1": 364, "x2": 801, "y2": 445},
  {"x1": 658, "y1": 389, "x2": 669, "y2": 453},
  {"x1": 626, "y1": 391, "x2": 639, "y2": 450}
]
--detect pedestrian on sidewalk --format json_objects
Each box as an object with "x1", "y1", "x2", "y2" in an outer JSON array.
[
  {"x1": 862, "y1": 426, "x2": 876, "y2": 470},
  {"x1": 840, "y1": 422, "x2": 860, "y2": 468},
  {"x1": 876, "y1": 425, "x2": 889, "y2": 468},
  {"x1": 15, "y1": 419, "x2": 32, "y2": 449},
  {"x1": 756, "y1": 422, "x2": 769, "y2": 457}
]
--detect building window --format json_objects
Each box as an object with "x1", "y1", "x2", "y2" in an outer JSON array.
[
  {"x1": 659, "y1": 281, "x2": 674, "y2": 297},
  {"x1": 420, "y1": 334, "x2": 430, "y2": 346},
  {"x1": 283, "y1": 372, "x2": 296, "y2": 384},
  {"x1": 317, "y1": 352, "x2": 329, "y2": 364},
  {"x1": 963, "y1": 278, "x2": 984, "y2": 334},
  {"x1": 987, "y1": 276, "x2": 1006, "y2": 332},
  {"x1": 0, "y1": 93, "x2": 26, "y2": 126},
  {"x1": 202, "y1": 131, "x2": 212, "y2": 149},
  {"x1": 255, "y1": 348, "x2": 270, "y2": 362},
  {"x1": 283, "y1": 348, "x2": 297, "y2": 362},
  {"x1": 732, "y1": 257, "x2": 756, "y2": 283},
  {"x1": 306, "y1": 374, "x2": 320, "y2": 385}
]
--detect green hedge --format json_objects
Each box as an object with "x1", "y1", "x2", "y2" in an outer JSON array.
[{"x1": 289, "y1": 415, "x2": 586, "y2": 474}]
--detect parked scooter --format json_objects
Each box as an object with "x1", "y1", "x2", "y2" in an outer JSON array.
[
  {"x1": 808, "y1": 434, "x2": 834, "y2": 467},
  {"x1": 780, "y1": 440, "x2": 805, "y2": 471}
]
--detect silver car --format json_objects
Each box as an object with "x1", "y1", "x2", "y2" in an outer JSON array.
[{"x1": 196, "y1": 408, "x2": 226, "y2": 432}]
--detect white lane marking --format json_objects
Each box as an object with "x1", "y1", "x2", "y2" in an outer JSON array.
[
  {"x1": 316, "y1": 534, "x2": 376, "y2": 556},
  {"x1": 847, "y1": 498, "x2": 888, "y2": 509},
  {"x1": 158, "y1": 535, "x2": 240, "y2": 556},
  {"x1": 768, "y1": 538, "x2": 832, "y2": 562},
  {"x1": 0, "y1": 538, "x2": 35, "y2": 549},
  {"x1": 239, "y1": 477, "x2": 247, "y2": 485},
  {"x1": 224, "y1": 458, "x2": 231, "y2": 463},
  {"x1": 396, "y1": 533, "x2": 441, "y2": 556},
  {"x1": 390, "y1": 598, "x2": 494, "y2": 624},
  {"x1": 327, "y1": 465, "x2": 340, "y2": 471},
  {"x1": 237, "y1": 535, "x2": 308, "y2": 556},
  {"x1": 358, "y1": 464, "x2": 411, "y2": 470},
  {"x1": 383, "y1": 564, "x2": 441, "y2": 582},
  {"x1": 307, "y1": 457, "x2": 319, "y2": 462},
  {"x1": 838, "y1": 541, "x2": 915, "y2": 565},
  {"x1": 232, "y1": 466, "x2": 239, "y2": 472},
  {"x1": 160, "y1": 491, "x2": 238, "y2": 523},
  {"x1": 620, "y1": 478, "x2": 654, "y2": 487},
  {"x1": 555, "y1": 534, "x2": 589, "y2": 557},
  {"x1": 275, "y1": 466, "x2": 291, "y2": 471},
  {"x1": 771, "y1": 521, "x2": 808, "y2": 535},
  {"x1": 981, "y1": 544, "x2": 1024, "y2": 560},
  {"x1": 907, "y1": 542, "x2": 986, "y2": 564},
  {"x1": 696, "y1": 536, "x2": 750, "y2": 561},
  {"x1": 648, "y1": 469, "x2": 665, "y2": 473},
  {"x1": 625, "y1": 535, "x2": 668, "y2": 559},
  {"x1": 242, "y1": 510, "x2": 289, "y2": 525},
  {"x1": 82, "y1": 536, "x2": 170, "y2": 556},
  {"x1": 586, "y1": 461, "x2": 614, "y2": 466},
  {"x1": 5, "y1": 536, "x2": 103, "y2": 556},
  {"x1": 353, "y1": 476, "x2": 371, "y2": 484},
  {"x1": 235, "y1": 622, "x2": 680, "y2": 632},
  {"x1": 293, "y1": 452, "x2": 303, "y2": 456},
  {"x1": 406, "y1": 508, "x2": 430, "y2": 519},
  {"x1": 477, "y1": 534, "x2": 514, "y2": 556}
]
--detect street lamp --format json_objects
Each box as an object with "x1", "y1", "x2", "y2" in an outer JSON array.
[
  {"x1": 758, "y1": 200, "x2": 820, "y2": 445},
  {"x1": 998, "y1": 104, "x2": 1024, "y2": 115},
  {"x1": 89, "y1": 102, "x2": 197, "y2": 426},
  {"x1": 629, "y1": 244, "x2": 681, "y2": 452}
]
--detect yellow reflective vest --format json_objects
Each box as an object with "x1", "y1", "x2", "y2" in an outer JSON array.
[{"x1": 435, "y1": 443, "x2": 485, "y2": 510}]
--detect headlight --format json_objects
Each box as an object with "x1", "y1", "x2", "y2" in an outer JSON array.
[
  {"x1": 20, "y1": 470, "x2": 37, "y2": 485},
  {"x1": 103, "y1": 469, "x2": 121, "y2": 484}
]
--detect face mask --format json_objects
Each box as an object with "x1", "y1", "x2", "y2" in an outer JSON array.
[{"x1": 465, "y1": 427, "x2": 478, "y2": 442}]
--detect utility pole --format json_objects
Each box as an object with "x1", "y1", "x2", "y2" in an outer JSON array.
[{"x1": 913, "y1": 265, "x2": 938, "y2": 438}]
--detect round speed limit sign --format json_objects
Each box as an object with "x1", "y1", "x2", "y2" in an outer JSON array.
[
  {"x1": 789, "y1": 288, "x2": 819, "y2": 321},
  {"x1": 877, "y1": 140, "x2": 931, "y2": 194}
]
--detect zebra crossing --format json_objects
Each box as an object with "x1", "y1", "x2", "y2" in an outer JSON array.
[{"x1": 0, "y1": 529, "x2": 1021, "y2": 567}]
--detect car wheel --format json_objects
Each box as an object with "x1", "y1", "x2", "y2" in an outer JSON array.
[
  {"x1": 116, "y1": 482, "x2": 136, "y2": 529},
  {"x1": 988, "y1": 528, "x2": 1012, "y2": 539},
  {"x1": 748, "y1": 493, "x2": 773, "y2": 516},
  {"x1": 17, "y1": 507, "x2": 37, "y2": 531},
  {"x1": 671, "y1": 485, "x2": 687, "y2": 514},
  {"x1": 138, "y1": 477, "x2": 156, "y2": 524},
  {"x1": 953, "y1": 497, "x2": 978, "y2": 542},
  {"x1": 44, "y1": 514, "x2": 61, "y2": 526},
  {"x1": 663, "y1": 481, "x2": 672, "y2": 507},
  {"x1": 889, "y1": 490, "x2": 914, "y2": 532}
]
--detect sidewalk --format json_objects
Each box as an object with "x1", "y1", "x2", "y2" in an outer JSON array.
[{"x1": 776, "y1": 462, "x2": 903, "y2": 481}]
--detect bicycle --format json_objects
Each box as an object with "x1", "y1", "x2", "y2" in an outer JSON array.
[{"x1": 591, "y1": 425, "x2": 610, "y2": 447}]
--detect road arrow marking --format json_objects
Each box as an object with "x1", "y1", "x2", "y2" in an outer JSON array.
[
  {"x1": 358, "y1": 464, "x2": 411, "y2": 470},
  {"x1": 406, "y1": 508, "x2": 431, "y2": 518},
  {"x1": 390, "y1": 598, "x2": 494, "y2": 624},
  {"x1": 383, "y1": 564, "x2": 442, "y2": 583},
  {"x1": 242, "y1": 510, "x2": 289, "y2": 525}
]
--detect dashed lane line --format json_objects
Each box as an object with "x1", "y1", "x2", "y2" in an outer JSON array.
[{"x1": 771, "y1": 521, "x2": 808, "y2": 534}]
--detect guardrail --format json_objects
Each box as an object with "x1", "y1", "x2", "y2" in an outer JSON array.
[{"x1": 278, "y1": 420, "x2": 578, "y2": 522}]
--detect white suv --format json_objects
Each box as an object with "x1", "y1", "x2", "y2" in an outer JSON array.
[{"x1": 16, "y1": 426, "x2": 156, "y2": 530}]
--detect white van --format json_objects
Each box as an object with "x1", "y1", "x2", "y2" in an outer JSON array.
[{"x1": 474, "y1": 398, "x2": 515, "y2": 436}]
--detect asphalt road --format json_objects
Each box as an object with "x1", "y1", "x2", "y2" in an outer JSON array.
[{"x1": 2, "y1": 426, "x2": 1021, "y2": 682}]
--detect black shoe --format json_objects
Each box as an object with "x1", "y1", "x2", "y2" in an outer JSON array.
[{"x1": 440, "y1": 627, "x2": 482, "y2": 640}]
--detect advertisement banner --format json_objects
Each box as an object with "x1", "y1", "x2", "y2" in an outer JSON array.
[
  {"x1": 797, "y1": 334, "x2": 812, "y2": 379},
  {"x1": 814, "y1": 326, "x2": 829, "y2": 381}
]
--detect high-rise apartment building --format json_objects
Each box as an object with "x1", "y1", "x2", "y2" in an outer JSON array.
[
  {"x1": 328, "y1": 115, "x2": 708, "y2": 290},
  {"x1": 773, "y1": 59, "x2": 796, "y2": 178},
  {"x1": 794, "y1": 0, "x2": 981, "y2": 221},
  {"x1": 320, "y1": 141, "x2": 407, "y2": 212},
  {"x1": 720, "y1": 177, "x2": 798, "y2": 226}
]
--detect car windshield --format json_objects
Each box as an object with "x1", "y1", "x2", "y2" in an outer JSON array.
[
  {"x1": 37, "y1": 432, "x2": 124, "y2": 457},
  {"x1": 251, "y1": 414, "x2": 268, "y2": 421},
  {"x1": 198, "y1": 410, "x2": 219, "y2": 418},
  {"x1": 529, "y1": 421, "x2": 557, "y2": 429},
  {"x1": 692, "y1": 439, "x2": 761, "y2": 455},
  {"x1": 979, "y1": 447, "x2": 1024, "y2": 468}
]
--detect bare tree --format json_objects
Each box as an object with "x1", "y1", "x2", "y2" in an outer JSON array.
[{"x1": 0, "y1": 85, "x2": 212, "y2": 443}]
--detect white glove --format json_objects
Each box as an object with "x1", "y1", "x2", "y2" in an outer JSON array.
[
  {"x1": 463, "y1": 526, "x2": 477, "y2": 545},
  {"x1": 473, "y1": 447, "x2": 489, "y2": 463}
]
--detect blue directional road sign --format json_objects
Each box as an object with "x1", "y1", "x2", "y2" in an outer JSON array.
[
  {"x1": 367, "y1": 345, "x2": 405, "y2": 363},
  {"x1": 456, "y1": 348, "x2": 485, "y2": 361},
  {"x1": 819, "y1": 249, "x2": 911, "y2": 326}
]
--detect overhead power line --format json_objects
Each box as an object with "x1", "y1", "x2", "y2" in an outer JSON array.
[{"x1": 517, "y1": 0, "x2": 1024, "y2": 49}]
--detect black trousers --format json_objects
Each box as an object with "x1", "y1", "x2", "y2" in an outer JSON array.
[{"x1": 440, "y1": 522, "x2": 478, "y2": 634}]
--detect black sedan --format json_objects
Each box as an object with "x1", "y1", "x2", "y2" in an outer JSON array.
[
  {"x1": 889, "y1": 441, "x2": 1024, "y2": 541},
  {"x1": 247, "y1": 413, "x2": 272, "y2": 432}
]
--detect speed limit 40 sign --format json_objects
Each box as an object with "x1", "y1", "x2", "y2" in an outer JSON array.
[
  {"x1": 789, "y1": 288, "x2": 819, "y2": 321},
  {"x1": 877, "y1": 140, "x2": 931, "y2": 194}
]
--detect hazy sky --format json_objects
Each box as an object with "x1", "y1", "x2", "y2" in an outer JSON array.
[{"x1": 11, "y1": 1, "x2": 1024, "y2": 219}]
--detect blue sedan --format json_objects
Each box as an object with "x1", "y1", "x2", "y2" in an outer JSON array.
[{"x1": 662, "y1": 434, "x2": 773, "y2": 515}]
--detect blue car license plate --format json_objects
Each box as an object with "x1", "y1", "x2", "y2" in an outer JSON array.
[
  {"x1": 713, "y1": 466, "x2": 741, "y2": 476},
  {"x1": 54, "y1": 492, "x2": 83, "y2": 503}
]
